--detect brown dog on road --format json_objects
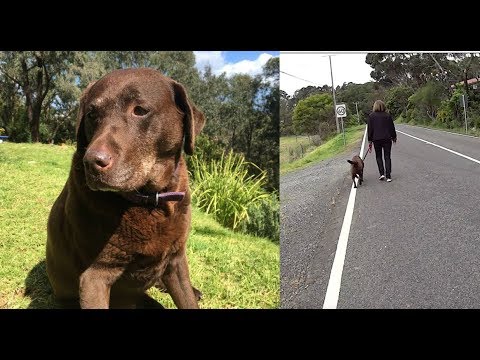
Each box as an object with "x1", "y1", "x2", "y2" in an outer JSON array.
[
  {"x1": 46, "y1": 68, "x2": 205, "y2": 309},
  {"x1": 347, "y1": 155, "x2": 364, "y2": 189}
]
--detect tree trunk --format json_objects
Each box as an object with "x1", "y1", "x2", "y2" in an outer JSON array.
[
  {"x1": 20, "y1": 52, "x2": 50, "y2": 143},
  {"x1": 25, "y1": 94, "x2": 35, "y2": 141},
  {"x1": 20, "y1": 57, "x2": 37, "y2": 142},
  {"x1": 31, "y1": 102, "x2": 42, "y2": 142}
]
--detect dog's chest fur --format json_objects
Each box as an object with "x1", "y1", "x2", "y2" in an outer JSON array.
[{"x1": 105, "y1": 205, "x2": 189, "y2": 287}]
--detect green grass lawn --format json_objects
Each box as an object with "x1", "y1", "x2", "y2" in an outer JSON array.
[
  {"x1": 0, "y1": 142, "x2": 279, "y2": 309},
  {"x1": 280, "y1": 125, "x2": 366, "y2": 175}
]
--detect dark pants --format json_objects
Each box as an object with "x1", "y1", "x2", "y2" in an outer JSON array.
[{"x1": 373, "y1": 139, "x2": 392, "y2": 178}]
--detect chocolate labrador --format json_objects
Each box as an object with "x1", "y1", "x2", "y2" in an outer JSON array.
[
  {"x1": 46, "y1": 68, "x2": 205, "y2": 309},
  {"x1": 347, "y1": 155, "x2": 364, "y2": 189}
]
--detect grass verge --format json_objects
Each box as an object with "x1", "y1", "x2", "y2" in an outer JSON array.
[
  {"x1": 396, "y1": 117, "x2": 480, "y2": 137},
  {"x1": 280, "y1": 125, "x2": 365, "y2": 175},
  {"x1": 280, "y1": 135, "x2": 318, "y2": 165}
]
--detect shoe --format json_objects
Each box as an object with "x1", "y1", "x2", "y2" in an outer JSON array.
[
  {"x1": 386, "y1": 178, "x2": 392, "y2": 182},
  {"x1": 379, "y1": 175, "x2": 385, "y2": 181}
]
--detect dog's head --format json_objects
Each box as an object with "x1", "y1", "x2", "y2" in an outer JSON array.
[{"x1": 76, "y1": 68, "x2": 205, "y2": 192}]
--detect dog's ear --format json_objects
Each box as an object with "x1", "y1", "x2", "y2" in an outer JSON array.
[
  {"x1": 172, "y1": 81, "x2": 206, "y2": 155},
  {"x1": 75, "y1": 81, "x2": 96, "y2": 152},
  {"x1": 347, "y1": 160, "x2": 353, "y2": 164}
]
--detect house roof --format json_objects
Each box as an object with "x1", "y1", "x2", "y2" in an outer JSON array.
[{"x1": 451, "y1": 77, "x2": 480, "y2": 88}]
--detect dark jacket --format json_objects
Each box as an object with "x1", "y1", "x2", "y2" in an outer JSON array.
[{"x1": 367, "y1": 111, "x2": 396, "y2": 142}]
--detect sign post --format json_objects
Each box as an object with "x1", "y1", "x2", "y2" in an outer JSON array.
[
  {"x1": 355, "y1": 102, "x2": 360, "y2": 124},
  {"x1": 329, "y1": 56, "x2": 340, "y2": 134},
  {"x1": 336, "y1": 104, "x2": 347, "y2": 145}
]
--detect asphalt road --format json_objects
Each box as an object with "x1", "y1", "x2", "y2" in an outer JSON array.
[{"x1": 281, "y1": 124, "x2": 480, "y2": 309}]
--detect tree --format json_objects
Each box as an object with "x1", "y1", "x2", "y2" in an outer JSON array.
[
  {"x1": 366, "y1": 53, "x2": 453, "y2": 89},
  {"x1": 0, "y1": 71, "x2": 20, "y2": 137},
  {"x1": 292, "y1": 93, "x2": 334, "y2": 137},
  {"x1": 0, "y1": 51, "x2": 76, "y2": 142},
  {"x1": 292, "y1": 85, "x2": 325, "y2": 105},
  {"x1": 252, "y1": 57, "x2": 279, "y2": 191},
  {"x1": 385, "y1": 85, "x2": 415, "y2": 120},
  {"x1": 280, "y1": 90, "x2": 293, "y2": 135},
  {"x1": 194, "y1": 66, "x2": 229, "y2": 139},
  {"x1": 407, "y1": 82, "x2": 446, "y2": 122}
]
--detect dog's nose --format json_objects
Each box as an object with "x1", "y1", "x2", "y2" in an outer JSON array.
[{"x1": 84, "y1": 149, "x2": 112, "y2": 171}]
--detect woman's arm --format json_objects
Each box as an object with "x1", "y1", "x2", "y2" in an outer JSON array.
[
  {"x1": 367, "y1": 115, "x2": 373, "y2": 142},
  {"x1": 390, "y1": 114, "x2": 397, "y2": 141}
]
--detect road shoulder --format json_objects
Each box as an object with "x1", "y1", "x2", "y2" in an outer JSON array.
[{"x1": 280, "y1": 137, "x2": 363, "y2": 308}]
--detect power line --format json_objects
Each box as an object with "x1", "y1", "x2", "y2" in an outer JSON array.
[{"x1": 280, "y1": 70, "x2": 323, "y2": 86}]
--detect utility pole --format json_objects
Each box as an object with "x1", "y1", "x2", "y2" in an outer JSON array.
[
  {"x1": 462, "y1": 94, "x2": 468, "y2": 134},
  {"x1": 329, "y1": 55, "x2": 340, "y2": 133},
  {"x1": 355, "y1": 102, "x2": 360, "y2": 124}
]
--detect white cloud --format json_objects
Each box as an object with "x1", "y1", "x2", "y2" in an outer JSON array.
[
  {"x1": 220, "y1": 53, "x2": 273, "y2": 77},
  {"x1": 194, "y1": 51, "x2": 274, "y2": 77},
  {"x1": 193, "y1": 51, "x2": 225, "y2": 73}
]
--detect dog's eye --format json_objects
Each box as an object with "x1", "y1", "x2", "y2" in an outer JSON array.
[
  {"x1": 85, "y1": 111, "x2": 96, "y2": 120},
  {"x1": 133, "y1": 106, "x2": 149, "y2": 116}
]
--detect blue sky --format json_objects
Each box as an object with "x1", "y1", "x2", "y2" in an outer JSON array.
[{"x1": 194, "y1": 51, "x2": 279, "y2": 77}]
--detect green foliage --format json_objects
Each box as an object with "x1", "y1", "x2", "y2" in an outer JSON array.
[
  {"x1": 283, "y1": 81, "x2": 389, "y2": 139},
  {"x1": 239, "y1": 192, "x2": 279, "y2": 243},
  {"x1": 186, "y1": 134, "x2": 226, "y2": 181},
  {"x1": 190, "y1": 151, "x2": 270, "y2": 232},
  {"x1": 292, "y1": 93, "x2": 334, "y2": 136},
  {"x1": 8, "y1": 110, "x2": 31, "y2": 142},
  {"x1": 280, "y1": 90, "x2": 294, "y2": 135},
  {"x1": 437, "y1": 88, "x2": 464, "y2": 128},
  {"x1": 0, "y1": 51, "x2": 79, "y2": 142},
  {"x1": 366, "y1": 53, "x2": 452, "y2": 88},
  {"x1": 386, "y1": 85, "x2": 415, "y2": 119},
  {"x1": 189, "y1": 134, "x2": 226, "y2": 163},
  {"x1": 337, "y1": 82, "x2": 374, "y2": 124},
  {"x1": 292, "y1": 85, "x2": 326, "y2": 103},
  {"x1": 407, "y1": 81, "x2": 447, "y2": 123}
]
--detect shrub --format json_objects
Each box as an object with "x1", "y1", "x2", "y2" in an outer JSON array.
[
  {"x1": 190, "y1": 150, "x2": 269, "y2": 231},
  {"x1": 239, "y1": 192, "x2": 279, "y2": 243},
  {"x1": 186, "y1": 134, "x2": 226, "y2": 177}
]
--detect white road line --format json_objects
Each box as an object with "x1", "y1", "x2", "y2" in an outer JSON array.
[
  {"x1": 323, "y1": 126, "x2": 368, "y2": 309},
  {"x1": 400, "y1": 124, "x2": 480, "y2": 139},
  {"x1": 397, "y1": 130, "x2": 480, "y2": 165}
]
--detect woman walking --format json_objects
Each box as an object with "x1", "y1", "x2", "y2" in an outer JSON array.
[{"x1": 367, "y1": 100, "x2": 397, "y2": 182}]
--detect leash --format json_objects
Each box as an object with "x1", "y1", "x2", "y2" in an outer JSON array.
[{"x1": 362, "y1": 143, "x2": 372, "y2": 161}]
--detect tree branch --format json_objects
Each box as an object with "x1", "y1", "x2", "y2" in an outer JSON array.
[
  {"x1": 2, "y1": 70, "x2": 23, "y2": 87},
  {"x1": 41, "y1": 59, "x2": 51, "y2": 100}
]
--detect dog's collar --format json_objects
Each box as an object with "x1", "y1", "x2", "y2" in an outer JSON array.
[
  {"x1": 120, "y1": 156, "x2": 185, "y2": 207},
  {"x1": 120, "y1": 191, "x2": 185, "y2": 207}
]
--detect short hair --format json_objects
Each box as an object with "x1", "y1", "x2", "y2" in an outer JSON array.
[{"x1": 372, "y1": 100, "x2": 386, "y2": 112}]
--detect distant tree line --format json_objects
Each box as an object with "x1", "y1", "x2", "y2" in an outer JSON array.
[
  {"x1": 0, "y1": 51, "x2": 279, "y2": 192},
  {"x1": 281, "y1": 53, "x2": 480, "y2": 140}
]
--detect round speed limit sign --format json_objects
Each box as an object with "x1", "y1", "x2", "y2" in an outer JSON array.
[{"x1": 336, "y1": 104, "x2": 347, "y2": 118}]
